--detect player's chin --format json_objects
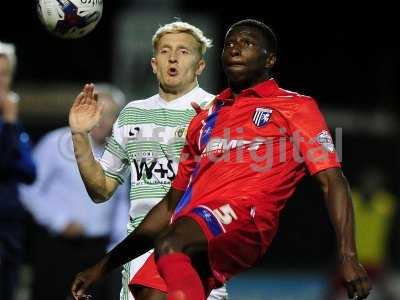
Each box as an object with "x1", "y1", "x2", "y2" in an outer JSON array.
[
  {"x1": 225, "y1": 68, "x2": 249, "y2": 84},
  {"x1": 163, "y1": 74, "x2": 181, "y2": 85},
  {"x1": 161, "y1": 80, "x2": 182, "y2": 93}
]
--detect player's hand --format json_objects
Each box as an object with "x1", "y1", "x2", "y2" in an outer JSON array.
[
  {"x1": 190, "y1": 97, "x2": 217, "y2": 115},
  {"x1": 69, "y1": 83, "x2": 103, "y2": 134},
  {"x1": 340, "y1": 256, "x2": 371, "y2": 299},
  {"x1": 0, "y1": 92, "x2": 19, "y2": 123},
  {"x1": 71, "y1": 261, "x2": 106, "y2": 300}
]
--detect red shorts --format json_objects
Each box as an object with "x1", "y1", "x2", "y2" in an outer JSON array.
[
  {"x1": 130, "y1": 199, "x2": 277, "y2": 294},
  {"x1": 129, "y1": 253, "x2": 167, "y2": 293},
  {"x1": 175, "y1": 198, "x2": 276, "y2": 287}
]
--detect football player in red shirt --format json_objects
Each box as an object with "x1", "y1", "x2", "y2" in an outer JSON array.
[{"x1": 71, "y1": 19, "x2": 371, "y2": 300}]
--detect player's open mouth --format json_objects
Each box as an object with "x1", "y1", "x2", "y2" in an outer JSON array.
[{"x1": 167, "y1": 67, "x2": 178, "y2": 76}]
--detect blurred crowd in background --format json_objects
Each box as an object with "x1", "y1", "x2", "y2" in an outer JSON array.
[{"x1": 0, "y1": 1, "x2": 399, "y2": 300}]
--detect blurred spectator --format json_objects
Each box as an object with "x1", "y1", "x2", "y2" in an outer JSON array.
[
  {"x1": 327, "y1": 167, "x2": 396, "y2": 300},
  {"x1": 0, "y1": 42, "x2": 36, "y2": 300},
  {"x1": 19, "y1": 84, "x2": 129, "y2": 300}
]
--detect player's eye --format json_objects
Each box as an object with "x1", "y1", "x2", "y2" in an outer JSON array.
[
  {"x1": 180, "y1": 49, "x2": 190, "y2": 55},
  {"x1": 160, "y1": 49, "x2": 169, "y2": 54},
  {"x1": 244, "y1": 40, "x2": 254, "y2": 47},
  {"x1": 225, "y1": 41, "x2": 234, "y2": 48}
]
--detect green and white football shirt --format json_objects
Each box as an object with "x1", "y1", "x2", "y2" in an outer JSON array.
[
  {"x1": 99, "y1": 86, "x2": 213, "y2": 226},
  {"x1": 99, "y1": 87, "x2": 228, "y2": 300}
]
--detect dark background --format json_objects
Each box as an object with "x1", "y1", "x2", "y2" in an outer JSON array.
[{"x1": 1, "y1": 1, "x2": 399, "y2": 269}]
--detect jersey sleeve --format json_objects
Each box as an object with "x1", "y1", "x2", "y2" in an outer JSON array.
[
  {"x1": 172, "y1": 116, "x2": 200, "y2": 191},
  {"x1": 288, "y1": 97, "x2": 341, "y2": 175},
  {"x1": 98, "y1": 117, "x2": 130, "y2": 184}
]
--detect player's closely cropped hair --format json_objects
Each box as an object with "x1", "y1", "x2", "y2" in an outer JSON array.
[
  {"x1": 152, "y1": 21, "x2": 213, "y2": 56},
  {"x1": 230, "y1": 19, "x2": 278, "y2": 55}
]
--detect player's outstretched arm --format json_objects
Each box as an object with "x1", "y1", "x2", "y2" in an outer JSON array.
[
  {"x1": 69, "y1": 83, "x2": 119, "y2": 202},
  {"x1": 71, "y1": 187, "x2": 184, "y2": 300},
  {"x1": 314, "y1": 167, "x2": 372, "y2": 299}
]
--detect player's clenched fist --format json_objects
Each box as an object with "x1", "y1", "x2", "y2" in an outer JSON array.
[
  {"x1": 340, "y1": 256, "x2": 372, "y2": 299},
  {"x1": 71, "y1": 262, "x2": 105, "y2": 300}
]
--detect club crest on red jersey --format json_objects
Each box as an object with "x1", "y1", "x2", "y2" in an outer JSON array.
[{"x1": 253, "y1": 108, "x2": 273, "y2": 127}]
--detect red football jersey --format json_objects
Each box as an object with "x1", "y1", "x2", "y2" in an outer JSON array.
[{"x1": 172, "y1": 79, "x2": 340, "y2": 234}]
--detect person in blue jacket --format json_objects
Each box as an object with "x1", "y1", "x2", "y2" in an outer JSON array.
[{"x1": 0, "y1": 41, "x2": 36, "y2": 300}]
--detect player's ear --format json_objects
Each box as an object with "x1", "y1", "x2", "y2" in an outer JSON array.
[
  {"x1": 265, "y1": 53, "x2": 276, "y2": 69},
  {"x1": 195, "y1": 59, "x2": 206, "y2": 76},
  {"x1": 150, "y1": 57, "x2": 158, "y2": 74}
]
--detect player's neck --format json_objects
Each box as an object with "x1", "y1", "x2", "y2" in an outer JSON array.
[
  {"x1": 231, "y1": 73, "x2": 271, "y2": 98},
  {"x1": 159, "y1": 81, "x2": 198, "y2": 102}
]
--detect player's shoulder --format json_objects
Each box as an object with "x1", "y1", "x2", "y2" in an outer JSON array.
[
  {"x1": 193, "y1": 87, "x2": 215, "y2": 105},
  {"x1": 273, "y1": 86, "x2": 314, "y2": 102},
  {"x1": 115, "y1": 96, "x2": 158, "y2": 129},
  {"x1": 271, "y1": 86, "x2": 319, "y2": 113},
  {"x1": 122, "y1": 94, "x2": 159, "y2": 110},
  {"x1": 257, "y1": 82, "x2": 321, "y2": 121}
]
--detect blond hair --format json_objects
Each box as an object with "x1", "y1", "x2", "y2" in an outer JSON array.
[
  {"x1": 0, "y1": 41, "x2": 17, "y2": 73},
  {"x1": 152, "y1": 21, "x2": 212, "y2": 56}
]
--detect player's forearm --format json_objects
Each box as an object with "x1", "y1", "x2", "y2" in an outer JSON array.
[
  {"x1": 320, "y1": 169, "x2": 358, "y2": 259},
  {"x1": 101, "y1": 188, "x2": 184, "y2": 272},
  {"x1": 71, "y1": 132, "x2": 110, "y2": 202}
]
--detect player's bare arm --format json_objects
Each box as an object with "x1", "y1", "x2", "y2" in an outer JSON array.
[
  {"x1": 69, "y1": 83, "x2": 119, "y2": 202},
  {"x1": 314, "y1": 167, "x2": 372, "y2": 299},
  {"x1": 71, "y1": 187, "x2": 184, "y2": 300}
]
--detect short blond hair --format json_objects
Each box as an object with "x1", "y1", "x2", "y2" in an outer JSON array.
[{"x1": 152, "y1": 21, "x2": 212, "y2": 56}]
